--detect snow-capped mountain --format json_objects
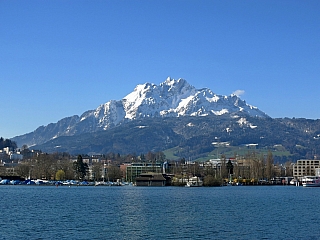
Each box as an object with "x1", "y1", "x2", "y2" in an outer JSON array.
[
  {"x1": 12, "y1": 77, "x2": 268, "y2": 147},
  {"x1": 83, "y1": 77, "x2": 267, "y2": 125}
]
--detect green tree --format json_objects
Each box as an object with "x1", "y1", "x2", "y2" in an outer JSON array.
[
  {"x1": 55, "y1": 169, "x2": 66, "y2": 181},
  {"x1": 73, "y1": 155, "x2": 88, "y2": 180}
]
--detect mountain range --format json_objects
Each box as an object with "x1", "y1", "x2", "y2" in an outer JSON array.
[
  {"x1": 12, "y1": 78, "x2": 267, "y2": 146},
  {"x1": 12, "y1": 78, "x2": 320, "y2": 162}
]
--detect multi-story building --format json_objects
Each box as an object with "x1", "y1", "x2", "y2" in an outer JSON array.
[
  {"x1": 293, "y1": 159, "x2": 320, "y2": 178},
  {"x1": 125, "y1": 162, "x2": 163, "y2": 182}
]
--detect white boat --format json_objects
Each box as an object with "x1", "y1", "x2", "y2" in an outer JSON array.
[
  {"x1": 290, "y1": 179, "x2": 297, "y2": 185},
  {"x1": 301, "y1": 176, "x2": 320, "y2": 187},
  {"x1": 185, "y1": 177, "x2": 203, "y2": 187}
]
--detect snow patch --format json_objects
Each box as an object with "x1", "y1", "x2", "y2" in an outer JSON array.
[
  {"x1": 206, "y1": 95, "x2": 220, "y2": 102},
  {"x1": 211, "y1": 109, "x2": 229, "y2": 115},
  {"x1": 237, "y1": 118, "x2": 248, "y2": 125},
  {"x1": 238, "y1": 117, "x2": 258, "y2": 129}
]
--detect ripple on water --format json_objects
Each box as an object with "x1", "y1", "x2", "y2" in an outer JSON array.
[{"x1": 1, "y1": 186, "x2": 320, "y2": 239}]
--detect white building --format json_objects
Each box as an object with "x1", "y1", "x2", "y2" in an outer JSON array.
[{"x1": 293, "y1": 159, "x2": 320, "y2": 177}]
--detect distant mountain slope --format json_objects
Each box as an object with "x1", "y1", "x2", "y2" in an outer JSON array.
[
  {"x1": 12, "y1": 77, "x2": 268, "y2": 147},
  {"x1": 33, "y1": 115, "x2": 320, "y2": 162}
]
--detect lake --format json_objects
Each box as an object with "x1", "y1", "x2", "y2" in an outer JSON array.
[{"x1": 1, "y1": 185, "x2": 319, "y2": 240}]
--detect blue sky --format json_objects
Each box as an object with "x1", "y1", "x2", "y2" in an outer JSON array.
[{"x1": 1, "y1": 0, "x2": 320, "y2": 139}]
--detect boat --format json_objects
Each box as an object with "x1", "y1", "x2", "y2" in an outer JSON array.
[
  {"x1": 185, "y1": 177, "x2": 203, "y2": 187},
  {"x1": 301, "y1": 176, "x2": 320, "y2": 187},
  {"x1": 290, "y1": 179, "x2": 297, "y2": 185}
]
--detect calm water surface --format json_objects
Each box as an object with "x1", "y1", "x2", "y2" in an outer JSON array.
[{"x1": 0, "y1": 185, "x2": 319, "y2": 240}]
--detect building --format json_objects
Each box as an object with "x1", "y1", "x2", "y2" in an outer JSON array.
[
  {"x1": 125, "y1": 162, "x2": 163, "y2": 182},
  {"x1": 135, "y1": 173, "x2": 171, "y2": 186},
  {"x1": 293, "y1": 159, "x2": 320, "y2": 178},
  {"x1": 9, "y1": 153, "x2": 23, "y2": 160}
]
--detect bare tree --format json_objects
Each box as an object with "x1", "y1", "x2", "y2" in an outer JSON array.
[
  {"x1": 220, "y1": 154, "x2": 228, "y2": 179},
  {"x1": 266, "y1": 150, "x2": 274, "y2": 181},
  {"x1": 15, "y1": 164, "x2": 30, "y2": 179},
  {"x1": 107, "y1": 166, "x2": 122, "y2": 181}
]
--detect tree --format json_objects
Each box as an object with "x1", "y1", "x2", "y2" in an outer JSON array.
[
  {"x1": 107, "y1": 166, "x2": 122, "y2": 182},
  {"x1": 60, "y1": 159, "x2": 74, "y2": 180},
  {"x1": 226, "y1": 159, "x2": 234, "y2": 179},
  {"x1": 55, "y1": 170, "x2": 66, "y2": 181},
  {"x1": 15, "y1": 164, "x2": 30, "y2": 179},
  {"x1": 284, "y1": 161, "x2": 293, "y2": 176},
  {"x1": 266, "y1": 150, "x2": 274, "y2": 181},
  {"x1": 91, "y1": 163, "x2": 103, "y2": 181},
  {"x1": 203, "y1": 175, "x2": 221, "y2": 186},
  {"x1": 155, "y1": 151, "x2": 165, "y2": 161},
  {"x1": 33, "y1": 154, "x2": 54, "y2": 179},
  {"x1": 146, "y1": 151, "x2": 155, "y2": 161},
  {"x1": 192, "y1": 161, "x2": 201, "y2": 177},
  {"x1": 21, "y1": 144, "x2": 29, "y2": 151},
  {"x1": 73, "y1": 155, "x2": 88, "y2": 180},
  {"x1": 0, "y1": 137, "x2": 17, "y2": 150},
  {"x1": 220, "y1": 154, "x2": 228, "y2": 178},
  {"x1": 140, "y1": 153, "x2": 145, "y2": 161}
]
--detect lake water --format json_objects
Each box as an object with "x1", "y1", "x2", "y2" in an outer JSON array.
[{"x1": 1, "y1": 185, "x2": 319, "y2": 240}]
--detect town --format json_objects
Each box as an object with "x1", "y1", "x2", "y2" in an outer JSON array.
[{"x1": 1, "y1": 137, "x2": 318, "y2": 187}]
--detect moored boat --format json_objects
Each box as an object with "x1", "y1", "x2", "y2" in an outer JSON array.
[
  {"x1": 301, "y1": 176, "x2": 320, "y2": 187},
  {"x1": 185, "y1": 176, "x2": 203, "y2": 187}
]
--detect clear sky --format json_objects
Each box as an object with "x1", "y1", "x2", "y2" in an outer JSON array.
[{"x1": 1, "y1": 0, "x2": 320, "y2": 139}]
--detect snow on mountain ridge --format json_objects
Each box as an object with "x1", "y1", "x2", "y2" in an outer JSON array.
[
  {"x1": 82, "y1": 77, "x2": 268, "y2": 129},
  {"x1": 12, "y1": 77, "x2": 269, "y2": 147}
]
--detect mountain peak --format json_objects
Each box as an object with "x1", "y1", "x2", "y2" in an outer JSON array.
[
  {"x1": 163, "y1": 77, "x2": 186, "y2": 85},
  {"x1": 161, "y1": 77, "x2": 190, "y2": 90},
  {"x1": 12, "y1": 77, "x2": 268, "y2": 147}
]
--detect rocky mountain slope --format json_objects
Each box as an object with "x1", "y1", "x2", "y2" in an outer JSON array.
[{"x1": 33, "y1": 115, "x2": 320, "y2": 162}]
